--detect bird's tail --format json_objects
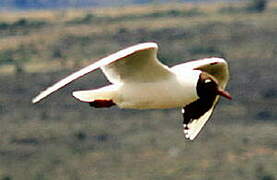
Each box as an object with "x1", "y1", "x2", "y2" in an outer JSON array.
[{"x1": 72, "y1": 85, "x2": 118, "y2": 103}]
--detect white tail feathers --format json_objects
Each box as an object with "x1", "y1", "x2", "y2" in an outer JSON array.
[{"x1": 72, "y1": 85, "x2": 118, "y2": 102}]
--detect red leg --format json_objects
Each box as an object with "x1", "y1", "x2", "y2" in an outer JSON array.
[{"x1": 89, "y1": 100, "x2": 116, "y2": 108}]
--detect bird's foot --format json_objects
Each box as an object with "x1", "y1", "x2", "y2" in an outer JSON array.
[{"x1": 89, "y1": 99, "x2": 116, "y2": 108}]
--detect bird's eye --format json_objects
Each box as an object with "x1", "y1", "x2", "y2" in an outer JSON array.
[{"x1": 204, "y1": 79, "x2": 212, "y2": 84}]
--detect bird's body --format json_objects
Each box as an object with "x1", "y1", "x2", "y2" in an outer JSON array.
[
  {"x1": 73, "y1": 69, "x2": 201, "y2": 109},
  {"x1": 33, "y1": 42, "x2": 231, "y2": 140}
]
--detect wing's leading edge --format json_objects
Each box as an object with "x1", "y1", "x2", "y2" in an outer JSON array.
[
  {"x1": 171, "y1": 57, "x2": 229, "y2": 89},
  {"x1": 101, "y1": 43, "x2": 172, "y2": 83}
]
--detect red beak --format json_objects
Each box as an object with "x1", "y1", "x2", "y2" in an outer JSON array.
[{"x1": 217, "y1": 89, "x2": 232, "y2": 100}]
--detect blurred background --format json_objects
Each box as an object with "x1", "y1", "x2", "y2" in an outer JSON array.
[{"x1": 0, "y1": 0, "x2": 276, "y2": 179}]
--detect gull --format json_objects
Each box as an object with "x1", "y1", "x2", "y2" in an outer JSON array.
[{"x1": 32, "y1": 42, "x2": 231, "y2": 140}]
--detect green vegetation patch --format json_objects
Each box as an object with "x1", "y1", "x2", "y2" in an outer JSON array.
[
  {"x1": 67, "y1": 8, "x2": 204, "y2": 25},
  {"x1": 0, "y1": 18, "x2": 47, "y2": 31}
]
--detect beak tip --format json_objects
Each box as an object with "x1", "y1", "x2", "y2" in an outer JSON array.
[{"x1": 217, "y1": 89, "x2": 232, "y2": 100}]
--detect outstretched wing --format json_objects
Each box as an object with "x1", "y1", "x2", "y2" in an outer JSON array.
[
  {"x1": 172, "y1": 57, "x2": 230, "y2": 140},
  {"x1": 183, "y1": 107, "x2": 215, "y2": 140},
  {"x1": 32, "y1": 42, "x2": 173, "y2": 103},
  {"x1": 101, "y1": 43, "x2": 172, "y2": 84}
]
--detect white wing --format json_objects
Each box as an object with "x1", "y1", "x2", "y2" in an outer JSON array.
[
  {"x1": 32, "y1": 42, "x2": 173, "y2": 103},
  {"x1": 184, "y1": 108, "x2": 214, "y2": 140},
  {"x1": 171, "y1": 57, "x2": 229, "y2": 89},
  {"x1": 175, "y1": 57, "x2": 230, "y2": 140},
  {"x1": 101, "y1": 43, "x2": 172, "y2": 83}
]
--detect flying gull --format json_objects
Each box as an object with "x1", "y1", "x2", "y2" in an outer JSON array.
[{"x1": 32, "y1": 42, "x2": 232, "y2": 140}]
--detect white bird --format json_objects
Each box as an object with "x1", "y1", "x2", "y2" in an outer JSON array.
[{"x1": 32, "y1": 42, "x2": 231, "y2": 140}]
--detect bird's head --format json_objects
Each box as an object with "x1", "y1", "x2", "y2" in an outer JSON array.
[{"x1": 197, "y1": 72, "x2": 232, "y2": 100}]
